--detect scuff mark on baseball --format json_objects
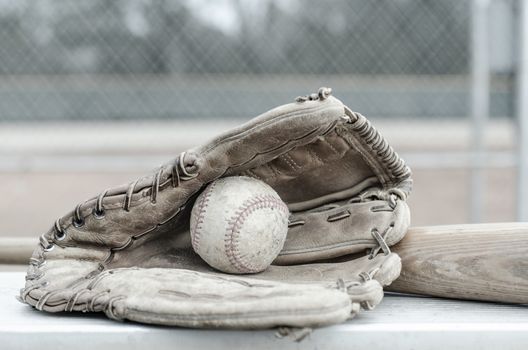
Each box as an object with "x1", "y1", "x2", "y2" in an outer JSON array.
[{"x1": 190, "y1": 176, "x2": 290, "y2": 274}]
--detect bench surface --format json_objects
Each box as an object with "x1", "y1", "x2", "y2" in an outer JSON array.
[{"x1": 1, "y1": 272, "x2": 527, "y2": 350}]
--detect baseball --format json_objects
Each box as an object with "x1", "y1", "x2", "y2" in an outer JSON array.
[{"x1": 190, "y1": 176, "x2": 289, "y2": 274}]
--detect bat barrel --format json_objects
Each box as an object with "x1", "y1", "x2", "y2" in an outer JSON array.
[{"x1": 389, "y1": 223, "x2": 528, "y2": 304}]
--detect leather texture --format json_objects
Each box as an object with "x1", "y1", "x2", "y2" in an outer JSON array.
[{"x1": 20, "y1": 87, "x2": 412, "y2": 329}]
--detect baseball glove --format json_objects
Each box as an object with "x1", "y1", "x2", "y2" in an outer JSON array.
[{"x1": 20, "y1": 88, "x2": 412, "y2": 329}]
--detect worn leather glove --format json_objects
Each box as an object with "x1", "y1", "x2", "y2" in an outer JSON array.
[{"x1": 20, "y1": 87, "x2": 412, "y2": 329}]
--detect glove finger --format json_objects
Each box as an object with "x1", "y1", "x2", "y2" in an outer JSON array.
[
  {"x1": 278, "y1": 200, "x2": 410, "y2": 265},
  {"x1": 78, "y1": 268, "x2": 354, "y2": 329}
]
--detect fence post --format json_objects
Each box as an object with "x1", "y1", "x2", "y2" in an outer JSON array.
[
  {"x1": 470, "y1": 0, "x2": 490, "y2": 223},
  {"x1": 517, "y1": 0, "x2": 528, "y2": 221}
]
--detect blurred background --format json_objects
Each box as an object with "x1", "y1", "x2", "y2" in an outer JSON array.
[{"x1": 0, "y1": 0, "x2": 526, "y2": 239}]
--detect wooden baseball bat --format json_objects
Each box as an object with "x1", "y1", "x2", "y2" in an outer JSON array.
[
  {"x1": 388, "y1": 222, "x2": 528, "y2": 304},
  {"x1": 2, "y1": 223, "x2": 527, "y2": 304}
]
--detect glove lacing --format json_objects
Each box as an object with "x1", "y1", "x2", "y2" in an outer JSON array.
[{"x1": 38, "y1": 152, "x2": 198, "y2": 253}]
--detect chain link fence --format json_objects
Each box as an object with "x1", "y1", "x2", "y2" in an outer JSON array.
[
  {"x1": 0, "y1": 0, "x2": 515, "y2": 121},
  {"x1": 0, "y1": 0, "x2": 524, "y2": 235}
]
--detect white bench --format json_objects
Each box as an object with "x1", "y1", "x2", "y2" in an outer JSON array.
[{"x1": 1, "y1": 272, "x2": 527, "y2": 350}]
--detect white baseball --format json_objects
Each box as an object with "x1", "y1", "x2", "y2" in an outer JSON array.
[{"x1": 190, "y1": 176, "x2": 289, "y2": 274}]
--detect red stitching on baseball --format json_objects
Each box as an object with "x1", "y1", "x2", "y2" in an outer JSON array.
[
  {"x1": 225, "y1": 194, "x2": 289, "y2": 273},
  {"x1": 191, "y1": 182, "x2": 217, "y2": 252}
]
